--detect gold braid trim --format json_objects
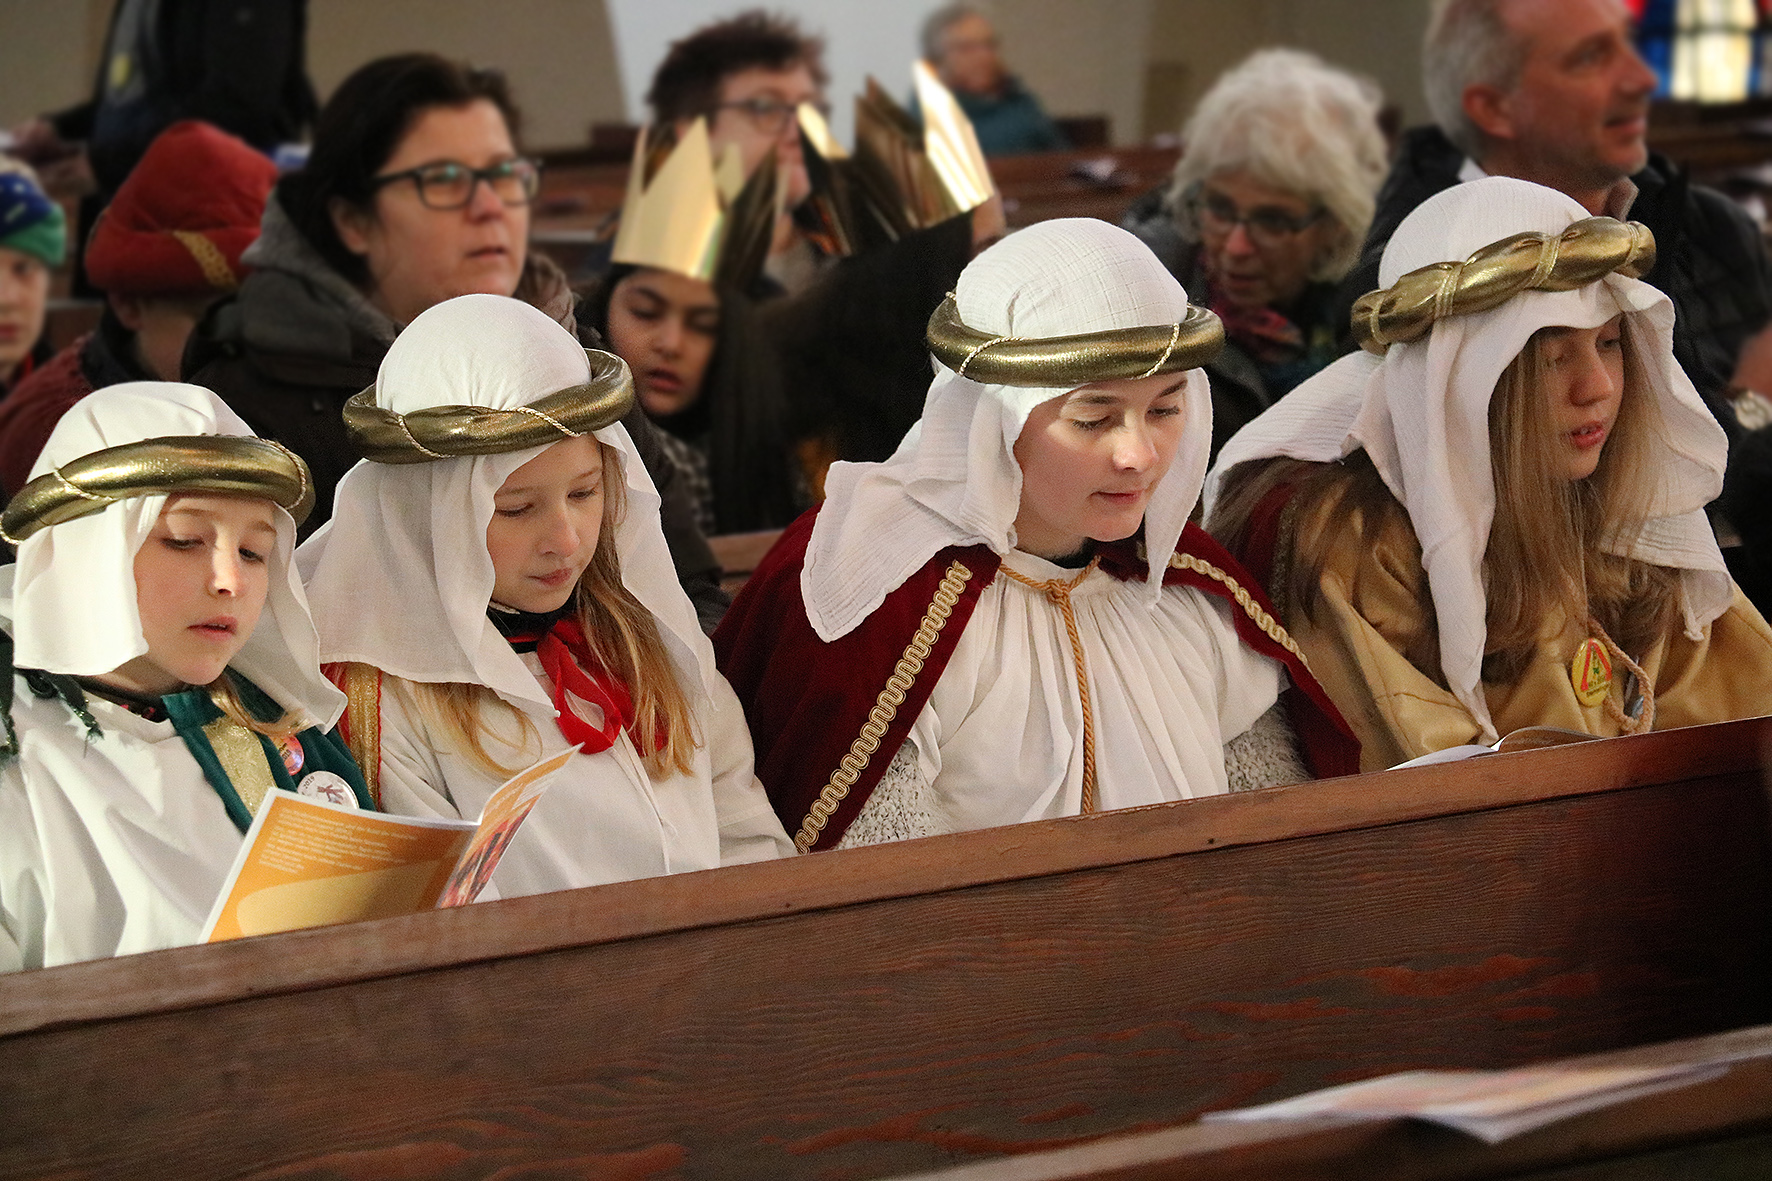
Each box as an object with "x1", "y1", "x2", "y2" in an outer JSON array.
[
  {"x1": 1352, "y1": 217, "x2": 1655, "y2": 355},
  {"x1": 170, "y1": 229, "x2": 240, "y2": 292},
  {"x1": 795, "y1": 560, "x2": 973, "y2": 852},
  {"x1": 343, "y1": 349, "x2": 636, "y2": 464},
  {"x1": 0, "y1": 436, "x2": 314, "y2": 545},
  {"x1": 925, "y1": 293, "x2": 1224, "y2": 387},
  {"x1": 1000, "y1": 559, "x2": 1101, "y2": 813},
  {"x1": 337, "y1": 662, "x2": 385, "y2": 809},
  {"x1": 1168, "y1": 552, "x2": 1310, "y2": 670}
]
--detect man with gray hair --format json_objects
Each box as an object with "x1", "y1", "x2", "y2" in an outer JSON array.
[
  {"x1": 917, "y1": 3, "x2": 1068, "y2": 155},
  {"x1": 1336, "y1": 0, "x2": 1772, "y2": 462}
]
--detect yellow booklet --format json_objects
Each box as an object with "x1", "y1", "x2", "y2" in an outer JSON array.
[{"x1": 201, "y1": 748, "x2": 575, "y2": 942}]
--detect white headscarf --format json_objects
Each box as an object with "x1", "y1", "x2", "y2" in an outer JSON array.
[
  {"x1": 804, "y1": 217, "x2": 1215, "y2": 641},
  {"x1": 1206, "y1": 176, "x2": 1732, "y2": 741},
  {"x1": 3, "y1": 382, "x2": 344, "y2": 729},
  {"x1": 297, "y1": 294, "x2": 717, "y2": 711}
]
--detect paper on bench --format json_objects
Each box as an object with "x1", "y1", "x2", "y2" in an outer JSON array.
[
  {"x1": 201, "y1": 747, "x2": 575, "y2": 942},
  {"x1": 1202, "y1": 1062, "x2": 1726, "y2": 1143}
]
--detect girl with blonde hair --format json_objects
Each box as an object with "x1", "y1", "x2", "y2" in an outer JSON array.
[
  {"x1": 1, "y1": 383, "x2": 371, "y2": 970},
  {"x1": 1208, "y1": 177, "x2": 1772, "y2": 771},
  {"x1": 299, "y1": 294, "x2": 791, "y2": 895}
]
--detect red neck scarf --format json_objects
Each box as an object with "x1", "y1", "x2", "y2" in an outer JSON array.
[
  {"x1": 1206, "y1": 280, "x2": 1306, "y2": 366},
  {"x1": 534, "y1": 618, "x2": 644, "y2": 754}
]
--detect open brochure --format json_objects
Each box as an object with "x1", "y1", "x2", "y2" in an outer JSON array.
[
  {"x1": 202, "y1": 747, "x2": 575, "y2": 942},
  {"x1": 1201, "y1": 1061, "x2": 1727, "y2": 1143},
  {"x1": 1390, "y1": 726, "x2": 1601, "y2": 769}
]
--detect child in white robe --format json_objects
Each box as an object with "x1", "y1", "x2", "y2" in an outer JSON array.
[
  {"x1": 0, "y1": 383, "x2": 370, "y2": 971},
  {"x1": 715, "y1": 219, "x2": 1357, "y2": 853},
  {"x1": 298, "y1": 295, "x2": 792, "y2": 896}
]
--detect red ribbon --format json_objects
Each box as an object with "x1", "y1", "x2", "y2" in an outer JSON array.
[{"x1": 534, "y1": 618, "x2": 640, "y2": 754}]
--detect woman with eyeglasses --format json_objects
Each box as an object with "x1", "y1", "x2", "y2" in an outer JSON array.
[{"x1": 1123, "y1": 49, "x2": 1389, "y2": 459}]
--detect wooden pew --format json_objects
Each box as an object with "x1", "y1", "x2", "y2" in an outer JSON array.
[
  {"x1": 709, "y1": 526, "x2": 785, "y2": 594},
  {"x1": 525, "y1": 145, "x2": 1185, "y2": 274},
  {"x1": 897, "y1": 1024, "x2": 1772, "y2": 1180},
  {"x1": 2, "y1": 717, "x2": 1768, "y2": 1179}
]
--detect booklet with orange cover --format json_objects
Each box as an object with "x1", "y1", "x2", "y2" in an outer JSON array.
[{"x1": 201, "y1": 747, "x2": 576, "y2": 942}]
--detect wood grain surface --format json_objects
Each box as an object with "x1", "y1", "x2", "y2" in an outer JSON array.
[
  {"x1": 896, "y1": 1025, "x2": 1772, "y2": 1181},
  {"x1": 2, "y1": 718, "x2": 1769, "y2": 1180}
]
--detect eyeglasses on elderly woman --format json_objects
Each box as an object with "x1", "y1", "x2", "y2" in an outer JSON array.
[{"x1": 1190, "y1": 186, "x2": 1327, "y2": 248}]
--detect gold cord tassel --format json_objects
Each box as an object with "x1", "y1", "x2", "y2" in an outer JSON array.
[{"x1": 1002, "y1": 560, "x2": 1100, "y2": 813}]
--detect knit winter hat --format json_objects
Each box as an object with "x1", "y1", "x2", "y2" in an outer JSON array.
[
  {"x1": 0, "y1": 157, "x2": 67, "y2": 268},
  {"x1": 85, "y1": 121, "x2": 278, "y2": 296}
]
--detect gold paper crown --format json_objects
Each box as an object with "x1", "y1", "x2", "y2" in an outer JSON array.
[
  {"x1": 1352, "y1": 217, "x2": 1656, "y2": 354},
  {"x1": 611, "y1": 118, "x2": 782, "y2": 290},
  {"x1": 798, "y1": 61, "x2": 997, "y2": 256},
  {"x1": 0, "y1": 436, "x2": 314, "y2": 545}
]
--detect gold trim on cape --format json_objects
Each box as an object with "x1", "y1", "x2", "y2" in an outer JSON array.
[
  {"x1": 925, "y1": 293, "x2": 1224, "y2": 387},
  {"x1": 0, "y1": 435, "x2": 314, "y2": 545},
  {"x1": 343, "y1": 350, "x2": 636, "y2": 465},
  {"x1": 795, "y1": 560, "x2": 973, "y2": 852},
  {"x1": 1168, "y1": 551, "x2": 1310, "y2": 668},
  {"x1": 1351, "y1": 217, "x2": 1655, "y2": 355}
]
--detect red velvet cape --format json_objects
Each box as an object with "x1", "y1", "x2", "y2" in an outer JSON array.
[{"x1": 714, "y1": 508, "x2": 1359, "y2": 852}]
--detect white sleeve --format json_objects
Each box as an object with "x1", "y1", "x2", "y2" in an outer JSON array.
[
  {"x1": 835, "y1": 736, "x2": 950, "y2": 848},
  {"x1": 1195, "y1": 592, "x2": 1286, "y2": 743},
  {"x1": 702, "y1": 677, "x2": 796, "y2": 863},
  {"x1": 0, "y1": 761, "x2": 41, "y2": 973},
  {"x1": 371, "y1": 679, "x2": 470, "y2": 820}
]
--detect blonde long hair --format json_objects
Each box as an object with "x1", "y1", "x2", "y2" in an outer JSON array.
[
  {"x1": 1210, "y1": 325, "x2": 1678, "y2": 686},
  {"x1": 410, "y1": 439, "x2": 700, "y2": 780}
]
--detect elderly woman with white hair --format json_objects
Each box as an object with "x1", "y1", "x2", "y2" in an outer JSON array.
[
  {"x1": 1124, "y1": 49, "x2": 1388, "y2": 457},
  {"x1": 716, "y1": 219, "x2": 1357, "y2": 854}
]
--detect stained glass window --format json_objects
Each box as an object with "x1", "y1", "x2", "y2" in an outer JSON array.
[{"x1": 1636, "y1": 0, "x2": 1772, "y2": 101}]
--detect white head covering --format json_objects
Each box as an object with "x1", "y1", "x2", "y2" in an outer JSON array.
[
  {"x1": 1206, "y1": 176, "x2": 1732, "y2": 741},
  {"x1": 3, "y1": 382, "x2": 345, "y2": 728},
  {"x1": 804, "y1": 217, "x2": 1215, "y2": 641},
  {"x1": 297, "y1": 293, "x2": 716, "y2": 711}
]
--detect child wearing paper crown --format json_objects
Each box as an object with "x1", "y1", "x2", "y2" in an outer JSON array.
[
  {"x1": 0, "y1": 383, "x2": 372, "y2": 971},
  {"x1": 1207, "y1": 177, "x2": 1772, "y2": 771},
  {"x1": 299, "y1": 294, "x2": 792, "y2": 896}
]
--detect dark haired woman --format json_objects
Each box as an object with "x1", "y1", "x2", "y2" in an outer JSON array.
[
  {"x1": 587, "y1": 264, "x2": 803, "y2": 535},
  {"x1": 184, "y1": 54, "x2": 726, "y2": 624},
  {"x1": 1207, "y1": 178, "x2": 1772, "y2": 771}
]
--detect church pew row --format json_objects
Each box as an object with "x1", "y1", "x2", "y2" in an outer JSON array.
[
  {"x1": 896, "y1": 1025, "x2": 1772, "y2": 1180},
  {"x1": 526, "y1": 145, "x2": 1186, "y2": 268},
  {"x1": 0, "y1": 717, "x2": 1767, "y2": 1179},
  {"x1": 708, "y1": 526, "x2": 785, "y2": 594}
]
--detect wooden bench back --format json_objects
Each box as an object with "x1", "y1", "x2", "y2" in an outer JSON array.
[{"x1": 2, "y1": 718, "x2": 1768, "y2": 1180}]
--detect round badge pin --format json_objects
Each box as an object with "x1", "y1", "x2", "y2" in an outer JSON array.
[
  {"x1": 1569, "y1": 637, "x2": 1612, "y2": 708},
  {"x1": 297, "y1": 771, "x2": 357, "y2": 808},
  {"x1": 279, "y1": 735, "x2": 305, "y2": 777}
]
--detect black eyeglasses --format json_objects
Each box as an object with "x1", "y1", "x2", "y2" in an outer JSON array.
[
  {"x1": 714, "y1": 97, "x2": 826, "y2": 135},
  {"x1": 1192, "y1": 189, "x2": 1327, "y2": 247},
  {"x1": 370, "y1": 157, "x2": 542, "y2": 210}
]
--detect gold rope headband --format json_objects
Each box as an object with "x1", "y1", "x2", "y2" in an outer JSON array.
[
  {"x1": 925, "y1": 293, "x2": 1224, "y2": 387},
  {"x1": 1352, "y1": 217, "x2": 1656, "y2": 355},
  {"x1": 0, "y1": 435, "x2": 314, "y2": 545},
  {"x1": 343, "y1": 349, "x2": 635, "y2": 464}
]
